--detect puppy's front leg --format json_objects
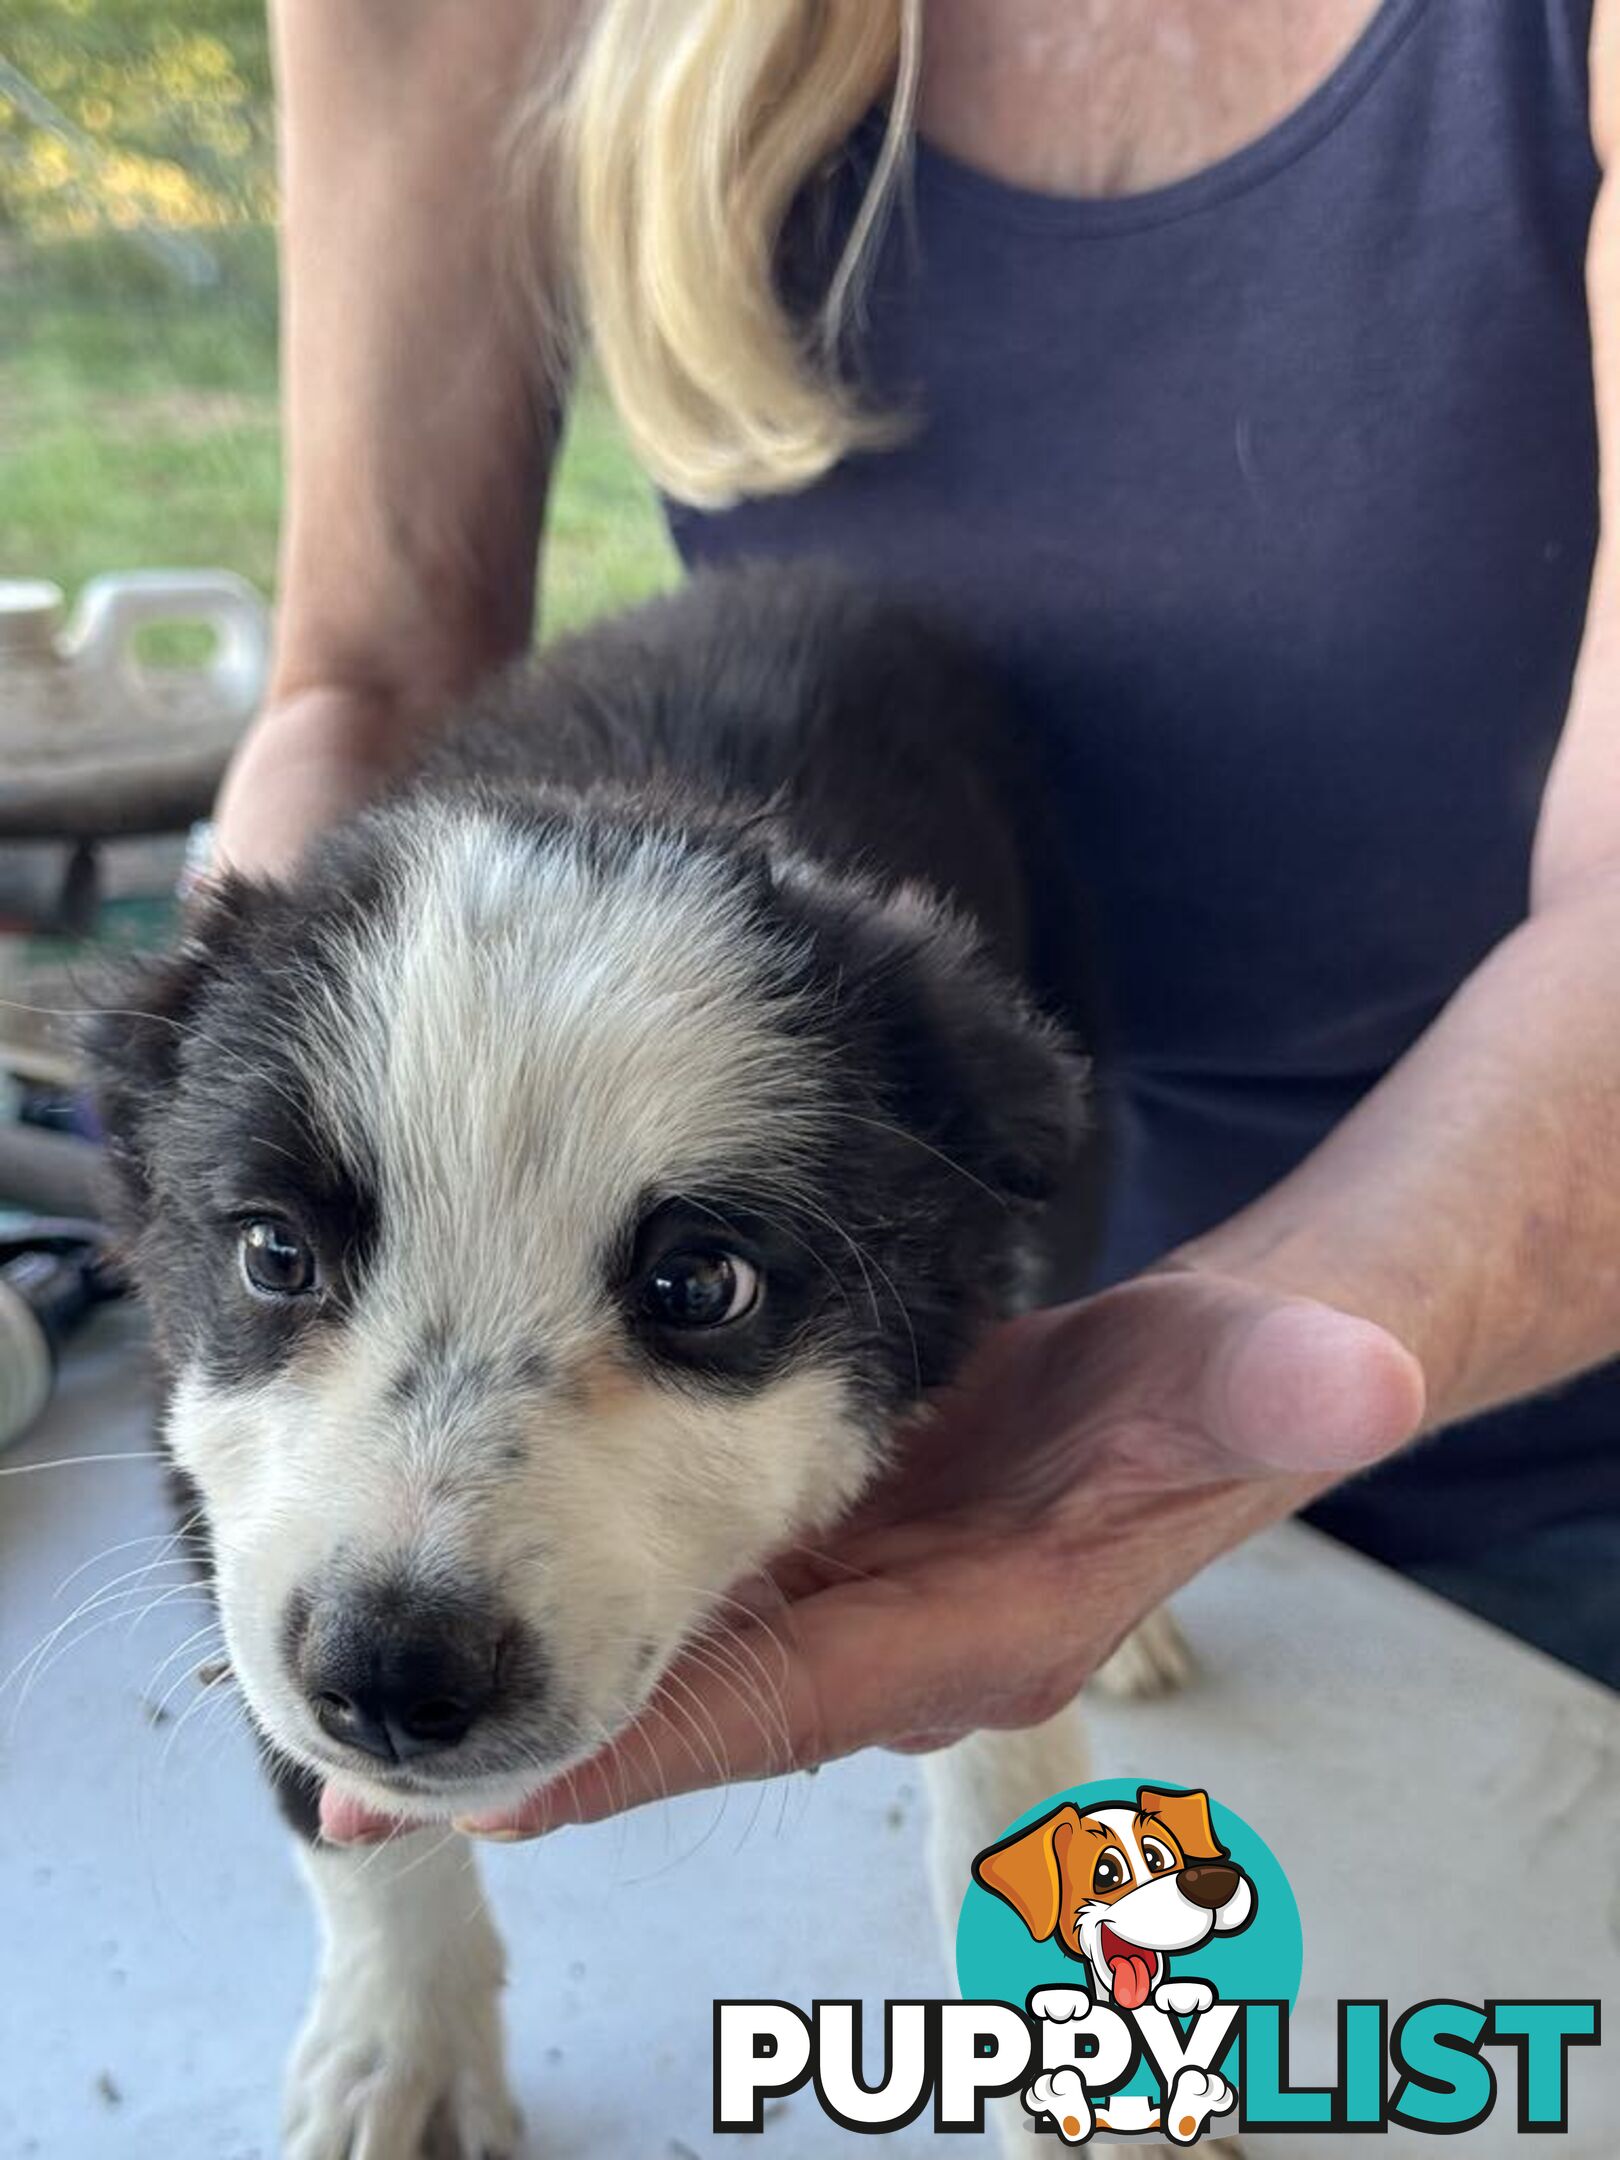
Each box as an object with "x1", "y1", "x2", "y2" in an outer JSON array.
[
  {"x1": 283, "y1": 1825, "x2": 522, "y2": 2160},
  {"x1": 920, "y1": 1706, "x2": 1093, "y2": 1948}
]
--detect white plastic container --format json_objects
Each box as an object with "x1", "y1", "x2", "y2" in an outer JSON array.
[{"x1": 0, "y1": 571, "x2": 270, "y2": 839}]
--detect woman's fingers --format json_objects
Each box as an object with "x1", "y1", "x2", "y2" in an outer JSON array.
[
  {"x1": 448, "y1": 1559, "x2": 1038, "y2": 1841},
  {"x1": 448, "y1": 1596, "x2": 874, "y2": 1838}
]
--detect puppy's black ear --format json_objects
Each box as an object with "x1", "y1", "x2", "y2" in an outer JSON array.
[
  {"x1": 80, "y1": 878, "x2": 257, "y2": 1234},
  {"x1": 862, "y1": 886, "x2": 1088, "y2": 1212}
]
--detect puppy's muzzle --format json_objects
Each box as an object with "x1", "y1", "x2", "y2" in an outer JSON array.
[
  {"x1": 1177, "y1": 1863, "x2": 1241, "y2": 1911},
  {"x1": 287, "y1": 1581, "x2": 520, "y2": 1766}
]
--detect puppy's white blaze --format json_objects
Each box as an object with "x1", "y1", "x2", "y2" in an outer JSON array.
[{"x1": 308, "y1": 806, "x2": 826, "y2": 1366}]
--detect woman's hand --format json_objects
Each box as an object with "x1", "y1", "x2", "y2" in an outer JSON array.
[
  {"x1": 211, "y1": 685, "x2": 429, "y2": 881},
  {"x1": 320, "y1": 1270, "x2": 1424, "y2": 1846}
]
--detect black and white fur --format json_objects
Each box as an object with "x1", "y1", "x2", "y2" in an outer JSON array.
[{"x1": 86, "y1": 565, "x2": 1186, "y2": 2158}]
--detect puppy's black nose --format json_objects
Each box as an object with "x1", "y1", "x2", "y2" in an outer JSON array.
[
  {"x1": 1178, "y1": 1863, "x2": 1241, "y2": 1910},
  {"x1": 293, "y1": 1593, "x2": 504, "y2": 1764},
  {"x1": 306, "y1": 1641, "x2": 492, "y2": 1762}
]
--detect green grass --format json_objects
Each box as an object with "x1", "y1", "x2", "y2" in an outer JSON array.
[{"x1": 0, "y1": 227, "x2": 678, "y2": 649}]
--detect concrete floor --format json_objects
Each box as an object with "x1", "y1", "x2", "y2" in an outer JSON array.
[{"x1": 2, "y1": 1308, "x2": 1616, "y2": 2159}]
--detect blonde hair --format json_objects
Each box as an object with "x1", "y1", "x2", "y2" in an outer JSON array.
[{"x1": 520, "y1": 0, "x2": 922, "y2": 509}]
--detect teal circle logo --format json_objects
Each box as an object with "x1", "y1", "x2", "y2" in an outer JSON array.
[{"x1": 956, "y1": 1779, "x2": 1302, "y2": 2106}]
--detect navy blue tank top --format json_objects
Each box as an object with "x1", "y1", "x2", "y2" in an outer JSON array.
[{"x1": 669, "y1": 0, "x2": 1613, "y2": 1563}]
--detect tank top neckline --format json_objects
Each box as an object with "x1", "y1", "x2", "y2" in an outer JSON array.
[{"x1": 908, "y1": 0, "x2": 1431, "y2": 237}]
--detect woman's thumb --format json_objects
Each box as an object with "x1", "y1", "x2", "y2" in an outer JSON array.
[{"x1": 1202, "y1": 1289, "x2": 1427, "y2": 1474}]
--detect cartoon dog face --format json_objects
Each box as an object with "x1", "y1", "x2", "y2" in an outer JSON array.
[{"x1": 972, "y1": 1787, "x2": 1255, "y2": 2008}]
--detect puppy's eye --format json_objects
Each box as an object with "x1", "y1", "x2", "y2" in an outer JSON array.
[
  {"x1": 1092, "y1": 1850, "x2": 1127, "y2": 1893},
  {"x1": 239, "y1": 1218, "x2": 317, "y2": 1298},
  {"x1": 640, "y1": 1248, "x2": 759, "y2": 1329},
  {"x1": 1142, "y1": 1838, "x2": 1176, "y2": 1875}
]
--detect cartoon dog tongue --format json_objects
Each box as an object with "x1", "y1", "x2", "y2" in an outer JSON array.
[{"x1": 1101, "y1": 1928, "x2": 1158, "y2": 2009}]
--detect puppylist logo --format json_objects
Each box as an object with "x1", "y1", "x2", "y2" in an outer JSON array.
[{"x1": 714, "y1": 1779, "x2": 1601, "y2": 2142}]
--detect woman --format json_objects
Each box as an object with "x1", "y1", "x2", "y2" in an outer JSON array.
[{"x1": 226, "y1": 0, "x2": 1619, "y2": 1842}]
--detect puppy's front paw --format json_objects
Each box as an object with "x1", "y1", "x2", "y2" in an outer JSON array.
[
  {"x1": 282, "y1": 1951, "x2": 521, "y2": 2160},
  {"x1": 1089, "y1": 1607, "x2": 1195, "y2": 1701}
]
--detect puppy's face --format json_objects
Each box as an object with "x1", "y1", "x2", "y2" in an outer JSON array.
[
  {"x1": 88, "y1": 800, "x2": 1078, "y2": 1821},
  {"x1": 973, "y1": 1787, "x2": 1255, "y2": 2008}
]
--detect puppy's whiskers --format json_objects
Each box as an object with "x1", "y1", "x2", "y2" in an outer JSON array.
[
  {"x1": 3, "y1": 1571, "x2": 209, "y2": 1723},
  {"x1": 50, "y1": 1511, "x2": 202, "y2": 1602},
  {"x1": 823, "y1": 1106, "x2": 1012, "y2": 1209},
  {"x1": 0, "y1": 1450, "x2": 164, "y2": 1479}
]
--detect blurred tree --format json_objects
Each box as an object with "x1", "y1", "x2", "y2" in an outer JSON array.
[{"x1": 1, "y1": 0, "x2": 273, "y2": 239}]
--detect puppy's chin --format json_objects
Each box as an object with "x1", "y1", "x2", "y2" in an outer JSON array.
[
  {"x1": 318, "y1": 1761, "x2": 558, "y2": 1827},
  {"x1": 300, "y1": 1730, "x2": 605, "y2": 1828}
]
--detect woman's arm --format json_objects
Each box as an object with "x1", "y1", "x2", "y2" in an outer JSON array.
[
  {"x1": 214, "y1": 0, "x2": 576, "y2": 876},
  {"x1": 1180, "y1": 3, "x2": 1620, "y2": 1427}
]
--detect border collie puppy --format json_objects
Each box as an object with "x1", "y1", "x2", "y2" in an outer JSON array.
[{"x1": 85, "y1": 565, "x2": 1166, "y2": 2159}]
